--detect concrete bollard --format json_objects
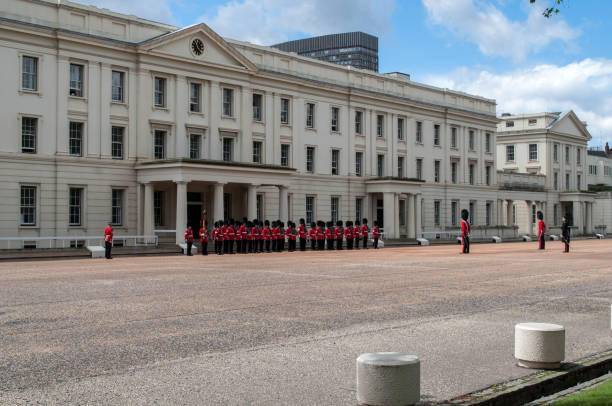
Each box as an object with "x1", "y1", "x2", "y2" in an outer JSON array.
[
  {"x1": 515, "y1": 323, "x2": 565, "y2": 369},
  {"x1": 416, "y1": 238, "x2": 429, "y2": 246},
  {"x1": 356, "y1": 352, "x2": 420, "y2": 406},
  {"x1": 492, "y1": 236, "x2": 502, "y2": 243}
]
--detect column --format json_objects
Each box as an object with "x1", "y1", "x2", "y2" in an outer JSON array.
[
  {"x1": 279, "y1": 186, "x2": 288, "y2": 223},
  {"x1": 175, "y1": 181, "x2": 188, "y2": 244},
  {"x1": 497, "y1": 199, "x2": 504, "y2": 227},
  {"x1": 247, "y1": 184, "x2": 258, "y2": 220},
  {"x1": 407, "y1": 194, "x2": 415, "y2": 238},
  {"x1": 213, "y1": 182, "x2": 225, "y2": 222},
  {"x1": 526, "y1": 200, "x2": 533, "y2": 235},
  {"x1": 415, "y1": 193, "x2": 422, "y2": 237},
  {"x1": 143, "y1": 183, "x2": 154, "y2": 237},
  {"x1": 383, "y1": 192, "x2": 395, "y2": 239},
  {"x1": 506, "y1": 200, "x2": 514, "y2": 226},
  {"x1": 572, "y1": 202, "x2": 581, "y2": 235}
]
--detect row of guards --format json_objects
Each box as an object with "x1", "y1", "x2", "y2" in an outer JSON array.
[{"x1": 183, "y1": 218, "x2": 382, "y2": 256}]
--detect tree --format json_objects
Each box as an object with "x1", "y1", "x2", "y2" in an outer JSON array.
[{"x1": 530, "y1": 0, "x2": 566, "y2": 18}]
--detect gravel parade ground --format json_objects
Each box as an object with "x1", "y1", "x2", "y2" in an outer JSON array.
[{"x1": 1, "y1": 240, "x2": 611, "y2": 405}]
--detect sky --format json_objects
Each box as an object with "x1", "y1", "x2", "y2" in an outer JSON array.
[{"x1": 75, "y1": 0, "x2": 612, "y2": 146}]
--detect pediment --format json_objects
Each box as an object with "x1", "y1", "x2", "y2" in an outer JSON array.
[
  {"x1": 550, "y1": 111, "x2": 591, "y2": 141},
  {"x1": 138, "y1": 23, "x2": 256, "y2": 72}
]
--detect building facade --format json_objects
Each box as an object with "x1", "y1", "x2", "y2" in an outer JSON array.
[{"x1": 272, "y1": 32, "x2": 379, "y2": 72}]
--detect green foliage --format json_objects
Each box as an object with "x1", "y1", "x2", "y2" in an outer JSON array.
[
  {"x1": 549, "y1": 378, "x2": 612, "y2": 405},
  {"x1": 530, "y1": 0, "x2": 565, "y2": 18}
]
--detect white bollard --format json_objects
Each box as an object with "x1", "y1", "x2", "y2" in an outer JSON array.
[
  {"x1": 356, "y1": 352, "x2": 420, "y2": 406},
  {"x1": 515, "y1": 323, "x2": 565, "y2": 369}
]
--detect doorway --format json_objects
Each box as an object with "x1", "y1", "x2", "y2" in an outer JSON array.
[
  {"x1": 376, "y1": 199, "x2": 384, "y2": 228},
  {"x1": 187, "y1": 204, "x2": 202, "y2": 234}
]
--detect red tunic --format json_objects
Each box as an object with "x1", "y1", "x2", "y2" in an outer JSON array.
[
  {"x1": 184, "y1": 229, "x2": 194, "y2": 243},
  {"x1": 308, "y1": 228, "x2": 316, "y2": 241},
  {"x1": 104, "y1": 226, "x2": 113, "y2": 242},
  {"x1": 199, "y1": 228, "x2": 208, "y2": 242},
  {"x1": 263, "y1": 227, "x2": 271, "y2": 240},
  {"x1": 325, "y1": 228, "x2": 333, "y2": 240},
  {"x1": 372, "y1": 226, "x2": 380, "y2": 239},
  {"x1": 361, "y1": 224, "x2": 368, "y2": 237},
  {"x1": 344, "y1": 227, "x2": 353, "y2": 239},
  {"x1": 226, "y1": 226, "x2": 235, "y2": 241},
  {"x1": 241, "y1": 225, "x2": 248, "y2": 240},
  {"x1": 298, "y1": 224, "x2": 307, "y2": 239},
  {"x1": 461, "y1": 220, "x2": 471, "y2": 237},
  {"x1": 353, "y1": 226, "x2": 360, "y2": 238},
  {"x1": 538, "y1": 220, "x2": 546, "y2": 237},
  {"x1": 286, "y1": 228, "x2": 296, "y2": 241},
  {"x1": 334, "y1": 227, "x2": 343, "y2": 240},
  {"x1": 316, "y1": 227, "x2": 324, "y2": 240}
]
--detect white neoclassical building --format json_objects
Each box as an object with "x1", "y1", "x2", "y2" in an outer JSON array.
[{"x1": 0, "y1": 0, "x2": 606, "y2": 249}]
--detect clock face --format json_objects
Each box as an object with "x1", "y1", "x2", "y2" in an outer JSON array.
[{"x1": 191, "y1": 38, "x2": 204, "y2": 56}]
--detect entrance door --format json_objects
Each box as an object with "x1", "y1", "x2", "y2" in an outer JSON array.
[
  {"x1": 187, "y1": 204, "x2": 202, "y2": 234},
  {"x1": 376, "y1": 199, "x2": 384, "y2": 228}
]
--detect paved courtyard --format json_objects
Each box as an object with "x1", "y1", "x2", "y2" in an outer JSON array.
[{"x1": 0, "y1": 240, "x2": 611, "y2": 405}]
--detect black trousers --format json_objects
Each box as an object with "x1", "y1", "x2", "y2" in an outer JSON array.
[
  {"x1": 280, "y1": 239, "x2": 285, "y2": 252},
  {"x1": 373, "y1": 237, "x2": 378, "y2": 249},
  {"x1": 223, "y1": 240, "x2": 228, "y2": 254},
  {"x1": 311, "y1": 239, "x2": 316, "y2": 251},
  {"x1": 327, "y1": 239, "x2": 334, "y2": 250},
  {"x1": 201, "y1": 241, "x2": 208, "y2": 255},
  {"x1": 186, "y1": 242, "x2": 193, "y2": 255},
  {"x1": 317, "y1": 239, "x2": 324, "y2": 250},
  {"x1": 354, "y1": 236, "x2": 360, "y2": 249},
  {"x1": 289, "y1": 239, "x2": 296, "y2": 252},
  {"x1": 337, "y1": 238, "x2": 343, "y2": 250},
  {"x1": 105, "y1": 241, "x2": 112, "y2": 259},
  {"x1": 462, "y1": 236, "x2": 470, "y2": 253},
  {"x1": 363, "y1": 236, "x2": 368, "y2": 249},
  {"x1": 300, "y1": 238, "x2": 306, "y2": 251},
  {"x1": 266, "y1": 240, "x2": 271, "y2": 252},
  {"x1": 347, "y1": 238, "x2": 353, "y2": 250},
  {"x1": 228, "y1": 240, "x2": 234, "y2": 254},
  {"x1": 563, "y1": 237, "x2": 570, "y2": 252},
  {"x1": 539, "y1": 234, "x2": 545, "y2": 250}
]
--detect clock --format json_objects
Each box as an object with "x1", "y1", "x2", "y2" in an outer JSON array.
[{"x1": 191, "y1": 38, "x2": 204, "y2": 56}]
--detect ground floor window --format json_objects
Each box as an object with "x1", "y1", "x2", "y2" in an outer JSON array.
[
  {"x1": 111, "y1": 189, "x2": 123, "y2": 226},
  {"x1": 154, "y1": 191, "x2": 164, "y2": 226},
  {"x1": 469, "y1": 202, "x2": 475, "y2": 225},
  {"x1": 451, "y1": 201, "x2": 457, "y2": 226},
  {"x1": 223, "y1": 193, "x2": 232, "y2": 220},
  {"x1": 306, "y1": 196, "x2": 314, "y2": 225},
  {"x1": 355, "y1": 198, "x2": 362, "y2": 223},
  {"x1": 331, "y1": 197, "x2": 339, "y2": 224},
  {"x1": 399, "y1": 199, "x2": 406, "y2": 226},
  {"x1": 531, "y1": 204, "x2": 536, "y2": 224},
  {"x1": 554, "y1": 204, "x2": 559, "y2": 226},
  {"x1": 69, "y1": 188, "x2": 83, "y2": 226},
  {"x1": 486, "y1": 202, "x2": 491, "y2": 226},
  {"x1": 434, "y1": 200, "x2": 440, "y2": 226},
  {"x1": 257, "y1": 194, "x2": 263, "y2": 220},
  {"x1": 20, "y1": 186, "x2": 36, "y2": 226}
]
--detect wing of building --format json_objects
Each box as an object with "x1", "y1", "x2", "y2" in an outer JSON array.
[{"x1": 0, "y1": 0, "x2": 607, "y2": 249}]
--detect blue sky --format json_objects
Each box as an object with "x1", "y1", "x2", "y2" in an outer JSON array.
[{"x1": 77, "y1": 0, "x2": 612, "y2": 145}]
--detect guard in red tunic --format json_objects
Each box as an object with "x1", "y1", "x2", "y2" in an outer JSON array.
[
  {"x1": 199, "y1": 222, "x2": 209, "y2": 255},
  {"x1": 104, "y1": 222, "x2": 113, "y2": 259},
  {"x1": 271, "y1": 221, "x2": 279, "y2": 252},
  {"x1": 242, "y1": 218, "x2": 249, "y2": 253},
  {"x1": 537, "y1": 211, "x2": 546, "y2": 250},
  {"x1": 220, "y1": 221, "x2": 228, "y2": 254},
  {"x1": 234, "y1": 220, "x2": 243, "y2": 254},
  {"x1": 226, "y1": 220, "x2": 235, "y2": 254},
  {"x1": 361, "y1": 218, "x2": 369, "y2": 249},
  {"x1": 216, "y1": 221, "x2": 225, "y2": 255},
  {"x1": 345, "y1": 220, "x2": 354, "y2": 250},
  {"x1": 353, "y1": 220, "x2": 360, "y2": 250},
  {"x1": 250, "y1": 220, "x2": 258, "y2": 253},
  {"x1": 561, "y1": 216, "x2": 570, "y2": 253},
  {"x1": 286, "y1": 222, "x2": 296, "y2": 252},
  {"x1": 258, "y1": 220, "x2": 265, "y2": 253},
  {"x1": 298, "y1": 218, "x2": 307, "y2": 251},
  {"x1": 309, "y1": 222, "x2": 317, "y2": 251},
  {"x1": 325, "y1": 221, "x2": 334, "y2": 250},
  {"x1": 461, "y1": 209, "x2": 471, "y2": 254},
  {"x1": 335, "y1": 220, "x2": 344, "y2": 250},
  {"x1": 372, "y1": 221, "x2": 380, "y2": 249},
  {"x1": 184, "y1": 225, "x2": 194, "y2": 256},
  {"x1": 278, "y1": 221, "x2": 286, "y2": 252},
  {"x1": 263, "y1": 220, "x2": 272, "y2": 253}
]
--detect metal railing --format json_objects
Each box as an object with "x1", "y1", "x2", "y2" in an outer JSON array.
[
  {"x1": 420, "y1": 231, "x2": 461, "y2": 240},
  {"x1": 0, "y1": 235, "x2": 158, "y2": 250}
]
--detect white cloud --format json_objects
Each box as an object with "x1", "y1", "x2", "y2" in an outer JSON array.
[
  {"x1": 202, "y1": 0, "x2": 395, "y2": 45},
  {"x1": 425, "y1": 59, "x2": 612, "y2": 146},
  {"x1": 422, "y1": 0, "x2": 580, "y2": 62},
  {"x1": 71, "y1": 0, "x2": 175, "y2": 25}
]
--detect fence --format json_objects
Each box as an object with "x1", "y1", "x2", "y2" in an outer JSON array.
[{"x1": 0, "y1": 235, "x2": 158, "y2": 250}]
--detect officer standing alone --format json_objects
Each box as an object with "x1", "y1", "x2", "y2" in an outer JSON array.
[{"x1": 104, "y1": 222, "x2": 113, "y2": 259}]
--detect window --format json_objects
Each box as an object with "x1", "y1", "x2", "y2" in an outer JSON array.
[
  {"x1": 111, "y1": 71, "x2": 124, "y2": 102},
  {"x1": 376, "y1": 115, "x2": 384, "y2": 137},
  {"x1": 506, "y1": 120, "x2": 514, "y2": 127},
  {"x1": 355, "y1": 151, "x2": 362, "y2": 177},
  {"x1": 223, "y1": 138, "x2": 233, "y2": 162},
  {"x1": 506, "y1": 145, "x2": 515, "y2": 162},
  {"x1": 377, "y1": 154, "x2": 385, "y2": 177},
  {"x1": 485, "y1": 165, "x2": 491, "y2": 186},
  {"x1": 111, "y1": 189, "x2": 123, "y2": 226},
  {"x1": 451, "y1": 127, "x2": 457, "y2": 148},
  {"x1": 416, "y1": 158, "x2": 423, "y2": 180},
  {"x1": 469, "y1": 163, "x2": 475, "y2": 185},
  {"x1": 69, "y1": 122, "x2": 83, "y2": 157},
  {"x1": 331, "y1": 149, "x2": 339, "y2": 175},
  {"x1": 223, "y1": 193, "x2": 232, "y2": 220},
  {"x1": 565, "y1": 173, "x2": 570, "y2": 190},
  {"x1": 252, "y1": 141, "x2": 262, "y2": 163},
  {"x1": 399, "y1": 200, "x2": 405, "y2": 226},
  {"x1": 331, "y1": 107, "x2": 339, "y2": 132},
  {"x1": 554, "y1": 144, "x2": 559, "y2": 162},
  {"x1": 189, "y1": 134, "x2": 201, "y2": 159},
  {"x1": 69, "y1": 188, "x2": 82, "y2": 226},
  {"x1": 306, "y1": 196, "x2": 314, "y2": 225},
  {"x1": 589, "y1": 165, "x2": 597, "y2": 175},
  {"x1": 486, "y1": 202, "x2": 491, "y2": 226},
  {"x1": 111, "y1": 126, "x2": 124, "y2": 159},
  {"x1": 356, "y1": 198, "x2": 363, "y2": 222},
  {"x1": 565, "y1": 146, "x2": 570, "y2": 164},
  {"x1": 577, "y1": 148, "x2": 581, "y2": 165},
  {"x1": 434, "y1": 160, "x2": 440, "y2": 183},
  {"x1": 252, "y1": 93, "x2": 262, "y2": 121},
  {"x1": 554, "y1": 172, "x2": 559, "y2": 190},
  {"x1": 528, "y1": 119, "x2": 537, "y2": 125},
  {"x1": 22, "y1": 56, "x2": 38, "y2": 91},
  {"x1": 577, "y1": 174, "x2": 581, "y2": 190},
  {"x1": 434, "y1": 200, "x2": 440, "y2": 226},
  {"x1": 306, "y1": 103, "x2": 315, "y2": 128},
  {"x1": 513, "y1": 205, "x2": 516, "y2": 225},
  {"x1": 451, "y1": 161, "x2": 458, "y2": 184},
  {"x1": 398, "y1": 156, "x2": 405, "y2": 178},
  {"x1": 20, "y1": 186, "x2": 36, "y2": 226},
  {"x1": 69, "y1": 64, "x2": 83, "y2": 97},
  {"x1": 469, "y1": 202, "x2": 475, "y2": 225},
  {"x1": 189, "y1": 83, "x2": 201, "y2": 113},
  {"x1": 485, "y1": 133, "x2": 491, "y2": 153},
  {"x1": 281, "y1": 144, "x2": 290, "y2": 167},
  {"x1": 554, "y1": 204, "x2": 559, "y2": 226},
  {"x1": 331, "y1": 197, "x2": 339, "y2": 224},
  {"x1": 306, "y1": 146, "x2": 315, "y2": 173},
  {"x1": 21, "y1": 117, "x2": 37, "y2": 153},
  {"x1": 280, "y1": 98, "x2": 290, "y2": 124},
  {"x1": 416, "y1": 121, "x2": 422, "y2": 143},
  {"x1": 398, "y1": 118, "x2": 404, "y2": 140},
  {"x1": 154, "y1": 130, "x2": 166, "y2": 159},
  {"x1": 154, "y1": 191, "x2": 164, "y2": 226},
  {"x1": 355, "y1": 111, "x2": 362, "y2": 134},
  {"x1": 531, "y1": 204, "x2": 536, "y2": 224},
  {"x1": 154, "y1": 77, "x2": 166, "y2": 107},
  {"x1": 434, "y1": 124, "x2": 440, "y2": 146},
  {"x1": 468, "y1": 130, "x2": 475, "y2": 150},
  {"x1": 529, "y1": 144, "x2": 538, "y2": 161},
  {"x1": 451, "y1": 201, "x2": 458, "y2": 226},
  {"x1": 257, "y1": 194, "x2": 263, "y2": 220},
  {"x1": 222, "y1": 88, "x2": 233, "y2": 117}
]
